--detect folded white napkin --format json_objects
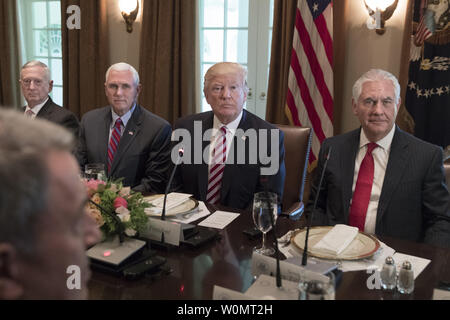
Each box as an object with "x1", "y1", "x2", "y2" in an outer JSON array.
[{"x1": 312, "y1": 224, "x2": 359, "y2": 256}]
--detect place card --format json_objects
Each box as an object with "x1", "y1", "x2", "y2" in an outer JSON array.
[
  {"x1": 141, "y1": 218, "x2": 183, "y2": 246},
  {"x1": 213, "y1": 286, "x2": 257, "y2": 300},
  {"x1": 197, "y1": 211, "x2": 240, "y2": 229},
  {"x1": 251, "y1": 252, "x2": 328, "y2": 283},
  {"x1": 245, "y1": 274, "x2": 299, "y2": 300}
]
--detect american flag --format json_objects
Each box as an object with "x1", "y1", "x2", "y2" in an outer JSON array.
[
  {"x1": 286, "y1": 0, "x2": 333, "y2": 165},
  {"x1": 414, "y1": 0, "x2": 434, "y2": 46}
]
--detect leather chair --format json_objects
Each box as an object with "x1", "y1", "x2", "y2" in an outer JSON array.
[
  {"x1": 276, "y1": 125, "x2": 312, "y2": 220},
  {"x1": 444, "y1": 158, "x2": 450, "y2": 191}
]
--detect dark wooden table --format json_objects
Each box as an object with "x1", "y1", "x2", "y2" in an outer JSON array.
[{"x1": 88, "y1": 205, "x2": 450, "y2": 300}]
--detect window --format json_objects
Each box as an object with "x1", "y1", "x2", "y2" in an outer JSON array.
[
  {"x1": 17, "y1": 0, "x2": 63, "y2": 106},
  {"x1": 199, "y1": 0, "x2": 274, "y2": 119}
]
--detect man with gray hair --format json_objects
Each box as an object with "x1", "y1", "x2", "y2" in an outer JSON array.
[
  {"x1": 76, "y1": 62, "x2": 172, "y2": 193},
  {"x1": 0, "y1": 109, "x2": 100, "y2": 299},
  {"x1": 307, "y1": 69, "x2": 449, "y2": 247},
  {"x1": 20, "y1": 60, "x2": 79, "y2": 137}
]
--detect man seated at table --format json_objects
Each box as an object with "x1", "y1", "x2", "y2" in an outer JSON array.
[
  {"x1": 76, "y1": 62, "x2": 172, "y2": 193},
  {"x1": 171, "y1": 62, "x2": 285, "y2": 210},
  {"x1": 306, "y1": 69, "x2": 450, "y2": 247},
  {"x1": 20, "y1": 60, "x2": 80, "y2": 137},
  {"x1": 0, "y1": 109, "x2": 100, "y2": 299}
]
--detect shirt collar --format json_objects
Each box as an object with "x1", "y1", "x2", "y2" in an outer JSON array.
[
  {"x1": 111, "y1": 104, "x2": 136, "y2": 128},
  {"x1": 25, "y1": 97, "x2": 49, "y2": 116},
  {"x1": 360, "y1": 125, "x2": 396, "y2": 151},
  {"x1": 213, "y1": 110, "x2": 243, "y2": 133}
]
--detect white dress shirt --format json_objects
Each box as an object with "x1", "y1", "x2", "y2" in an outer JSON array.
[
  {"x1": 25, "y1": 97, "x2": 49, "y2": 119},
  {"x1": 351, "y1": 125, "x2": 396, "y2": 234},
  {"x1": 108, "y1": 104, "x2": 136, "y2": 142}
]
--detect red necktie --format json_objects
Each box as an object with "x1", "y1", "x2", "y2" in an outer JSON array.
[
  {"x1": 349, "y1": 142, "x2": 378, "y2": 231},
  {"x1": 107, "y1": 118, "x2": 123, "y2": 173},
  {"x1": 206, "y1": 126, "x2": 227, "y2": 204}
]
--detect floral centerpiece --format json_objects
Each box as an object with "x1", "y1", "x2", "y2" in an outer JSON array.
[{"x1": 84, "y1": 179, "x2": 150, "y2": 238}]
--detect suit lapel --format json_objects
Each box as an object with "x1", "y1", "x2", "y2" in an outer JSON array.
[
  {"x1": 198, "y1": 113, "x2": 214, "y2": 200},
  {"x1": 35, "y1": 97, "x2": 53, "y2": 118},
  {"x1": 221, "y1": 110, "x2": 249, "y2": 201},
  {"x1": 376, "y1": 127, "x2": 409, "y2": 226},
  {"x1": 342, "y1": 129, "x2": 360, "y2": 223},
  {"x1": 101, "y1": 108, "x2": 112, "y2": 167},
  {"x1": 110, "y1": 105, "x2": 141, "y2": 175}
]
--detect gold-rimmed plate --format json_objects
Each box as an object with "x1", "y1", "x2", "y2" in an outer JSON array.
[
  {"x1": 144, "y1": 194, "x2": 199, "y2": 217},
  {"x1": 291, "y1": 226, "x2": 380, "y2": 260}
]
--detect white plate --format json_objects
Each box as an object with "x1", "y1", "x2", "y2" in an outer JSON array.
[
  {"x1": 144, "y1": 194, "x2": 199, "y2": 217},
  {"x1": 291, "y1": 226, "x2": 380, "y2": 260}
]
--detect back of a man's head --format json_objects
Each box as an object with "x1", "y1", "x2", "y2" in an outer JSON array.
[{"x1": 0, "y1": 109, "x2": 89, "y2": 300}]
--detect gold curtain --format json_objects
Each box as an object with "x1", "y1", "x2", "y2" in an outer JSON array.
[
  {"x1": 61, "y1": 0, "x2": 110, "y2": 119},
  {"x1": 0, "y1": 0, "x2": 21, "y2": 108},
  {"x1": 138, "y1": 0, "x2": 196, "y2": 124},
  {"x1": 396, "y1": 0, "x2": 414, "y2": 134},
  {"x1": 265, "y1": 0, "x2": 297, "y2": 125},
  {"x1": 265, "y1": 0, "x2": 348, "y2": 135}
]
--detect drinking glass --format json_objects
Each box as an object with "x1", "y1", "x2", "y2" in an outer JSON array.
[
  {"x1": 252, "y1": 192, "x2": 278, "y2": 256},
  {"x1": 84, "y1": 163, "x2": 106, "y2": 181},
  {"x1": 298, "y1": 271, "x2": 335, "y2": 300}
]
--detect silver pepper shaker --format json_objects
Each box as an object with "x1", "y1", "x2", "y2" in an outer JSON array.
[
  {"x1": 397, "y1": 260, "x2": 414, "y2": 294},
  {"x1": 380, "y1": 256, "x2": 397, "y2": 290}
]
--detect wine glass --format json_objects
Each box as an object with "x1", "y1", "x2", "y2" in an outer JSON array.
[
  {"x1": 84, "y1": 163, "x2": 106, "y2": 181},
  {"x1": 252, "y1": 191, "x2": 278, "y2": 256}
]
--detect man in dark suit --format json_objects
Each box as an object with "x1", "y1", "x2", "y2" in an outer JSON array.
[
  {"x1": 307, "y1": 69, "x2": 449, "y2": 246},
  {"x1": 76, "y1": 63, "x2": 171, "y2": 194},
  {"x1": 20, "y1": 61, "x2": 79, "y2": 137},
  {"x1": 172, "y1": 62, "x2": 285, "y2": 210}
]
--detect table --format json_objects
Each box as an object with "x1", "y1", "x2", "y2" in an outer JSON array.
[{"x1": 88, "y1": 205, "x2": 450, "y2": 300}]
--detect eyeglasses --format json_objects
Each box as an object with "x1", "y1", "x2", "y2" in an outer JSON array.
[{"x1": 21, "y1": 79, "x2": 44, "y2": 87}]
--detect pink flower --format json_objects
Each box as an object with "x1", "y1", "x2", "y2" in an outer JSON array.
[
  {"x1": 114, "y1": 197, "x2": 128, "y2": 210},
  {"x1": 85, "y1": 180, "x2": 106, "y2": 197}
]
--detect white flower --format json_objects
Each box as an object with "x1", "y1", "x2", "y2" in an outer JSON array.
[
  {"x1": 116, "y1": 206, "x2": 131, "y2": 222},
  {"x1": 119, "y1": 186, "x2": 131, "y2": 197}
]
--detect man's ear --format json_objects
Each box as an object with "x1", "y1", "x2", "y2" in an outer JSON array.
[{"x1": 0, "y1": 243, "x2": 24, "y2": 300}]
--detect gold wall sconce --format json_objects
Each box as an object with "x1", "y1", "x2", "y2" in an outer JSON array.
[
  {"x1": 364, "y1": 0, "x2": 399, "y2": 35},
  {"x1": 119, "y1": 0, "x2": 139, "y2": 33}
]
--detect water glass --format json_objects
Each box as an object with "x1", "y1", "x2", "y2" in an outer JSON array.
[
  {"x1": 252, "y1": 192, "x2": 278, "y2": 256},
  {"x1": 84, "y1": 163, "x2": 106, "y2": 181}
]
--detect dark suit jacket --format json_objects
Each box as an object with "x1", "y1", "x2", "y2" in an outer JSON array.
[
  {"x1": 172, "y1": 110, "x2": 286, "y2": 210},
  {"x1": 23, "y1": 97, "x2": 79, "y2": 137},
  {"x1": 76, "y1": 105, "x2": 172, "y2": 194},
  {"x1": 306, "y1": 126, "x2": 450, "y2": 247}
]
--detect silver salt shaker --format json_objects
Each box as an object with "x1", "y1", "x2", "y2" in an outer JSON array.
[
  {"x1": 397, "y1": 260, "x2": 414, "y2": 294},
  {"x1": 380, "y1": 256, "x2": 397, "y2": 290}
]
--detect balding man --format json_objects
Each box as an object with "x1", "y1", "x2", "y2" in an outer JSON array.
[{"x1": 20, "y1": 60, "x2": 79, "y2": 137}]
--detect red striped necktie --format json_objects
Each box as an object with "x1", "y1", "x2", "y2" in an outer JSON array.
[
  {"x1": 349, "y1": 142, "x2": 378, "y2": 231},
  {"x1": 108, "y1": 118, "x2": 123, "y2": 173},
  {"x1": 206, "y1": 126, "x2": 228, "y2": 204}
]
